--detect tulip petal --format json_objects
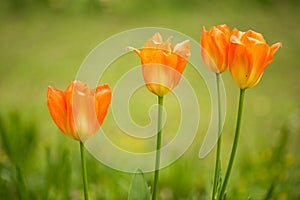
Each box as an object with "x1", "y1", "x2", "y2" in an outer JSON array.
[
  {"x1": 144, "y1": 32, "x2": 163, "y2": 48},
  {"x1": 202, "y1": 27, "x2": 221, "y2": 72},
  {"x1": 173, "y1": 40, "x2": 190, "y2": 73},
  {"x1": 244, "y1": 30, "x2": 266, "y2": 43},
  {"x1": 72, "y1": 81, "x2": 99, "y2": 140},
  {"x1": 140, "y1": 49, "x2": 165, "y2": 65},
  {"x1": 212, "y1": 29, "x2": 228, "y2": 72},
  {"x1": 47, "y1": 86, "x2": 72, "y2": 138},
  {"x1": 200, "y1": 25, "x2": 231, "y2": 73},
  {"x1": 229, "y1": 42, "x2": 250, "y2": 89},
  {"x1": 93, "y1": 84, "x2": 112, "y2": 126},
  {"x1": 142, "y1": 63, "x2": 181, "y2": 97},
  {"x1": 64, "y1": 81, "x2": 79, "y2": 140},
  {"x1": 128, "y1": 47, "x2": 141, "y2": 57},
  {"x1": 265, "y1": 42, "x2": 282, "y2": 65},
  {"x1": 247, "y1": 43, "x2": 270, "y2": 87}
]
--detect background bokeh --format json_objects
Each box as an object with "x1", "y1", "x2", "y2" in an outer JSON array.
[{"x1": 0, "y1": 0, "x2": 299, "y2": 199}]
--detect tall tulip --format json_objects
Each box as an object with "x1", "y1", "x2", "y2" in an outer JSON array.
[
  {"x1": 130, "y1": 32, "x2": 190, "y2": 200},
  {"x1": 218, "y1": 29, "x2": 281, "y2": 199},
  {"x1": 47, "y1": 80, "x2": 112, "y2": 200},
  {"x1": 200, "y1": 24, "x2": 231, "y2": 200}
]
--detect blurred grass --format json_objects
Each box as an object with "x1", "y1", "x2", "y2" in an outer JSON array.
[{"x1": 0, "y1": 0, "x2": 300, "y2": 199}]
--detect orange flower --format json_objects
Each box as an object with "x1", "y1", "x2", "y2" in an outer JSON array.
[
  {"x1": 130, "y1": 32, "x2": 190, "y2": 96},
  {"x1": 229, "y1": 29, "x2": 282, "y2": 89},
  {"x1": 200, "y1": 24, "x2": 231, "y2": 73},
  {"x1": 47, "y1": 80, "x2": 112, "y2": 141}
]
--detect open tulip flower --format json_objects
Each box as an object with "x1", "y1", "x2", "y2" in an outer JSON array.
[
  {"x1": 229, "y1": 29, "x2": 282, "y2": 89},
  {"x1": 201, "y1": 24, "x2": 231, "y2": 73},
  {"x1": 130, "y1": 32, "x2": 190, "y2": 96},
  {"x1": 47, "y1": 80, "x2": 112, "y2": 141}
]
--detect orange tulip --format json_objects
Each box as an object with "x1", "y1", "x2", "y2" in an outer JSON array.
[
  {"x1": 47, "y1": 80, "x2": 112, "y2": 141},
  {"x1": 229, "y1": 29, "x2": 282, "y2": 89},
  {"x1": 200, "y1": 24, "x2": 231, "y2": 73},
  {"x1": 130, "y1": 32, "x2": 190, "y2": 96}
]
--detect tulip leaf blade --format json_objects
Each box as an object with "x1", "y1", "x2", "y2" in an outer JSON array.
[{"x1": 128, "y1": 169, "x2": 150, "y2": 200}]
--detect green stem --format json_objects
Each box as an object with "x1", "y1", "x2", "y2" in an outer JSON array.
[
  {"x1": 218, "y1": 89, "x2": 246, "y2": 199},
  {"x1": 152, "y1": 96, "x2": 164, "y2": 200},
  {"x1": 212, "y1": 73, "x2": 222, "y2": 200},
  {"x1": 80, "y1": 141, "x2": 89, "y2": 200},
  {"x1": 15, "y1": 164, "x2": 27, "y2": 199}
]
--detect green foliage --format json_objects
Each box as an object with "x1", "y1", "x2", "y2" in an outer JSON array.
[
  {"x1": 262, "y1": 124, "x2": 300, "y2": 200},
  {"x1": 128, "y1": 169, "x2": 151, "y2": 200},
  {"x1": 0, "y1": 111, "x2": 37, "y2": 168},
  {"x1": 0, "y1": 111, "x2": 37, "y2": 199},
  {"x1": 42, "y1": 147, "x2": 72, "y2": 199},
  {"x1": 0, "y1": 111, "x2": 72, "y2": 199},
  {"x1": 236, "y1": 121, "x2": 300, "y2": 200}
]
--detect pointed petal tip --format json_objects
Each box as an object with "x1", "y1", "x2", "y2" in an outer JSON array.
[
  {"x1": 47, "y1": 85, "x2": 62, "y2": 96},
  {"x1": 152, "y1": 32, "x2": 163, "y2": 42},
  {"x1": 47, "y1": 85, "x2": 55, "y2": 91},
  {"x1": 173, "y1": 39, "x2": 191, "y2": 59},
  {"x1": 128, "y1": 46, "x2": 141, "y2": 56},
  {"x1": 270, "y1": 42, "x2": 282, "y2": 54},
  {"x1": 275, "y1": 42, "x2": 283, "y2": 48}
]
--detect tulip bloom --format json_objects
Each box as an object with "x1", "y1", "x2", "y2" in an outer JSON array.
[
  {"x1": 229, "y1": 29, "x2": 282, "y2": 89},
  {"x1": 201, "y1": 24, "x2": 231, "y2": 73},
  {"x1": 130, "y1": 32, "x2": 190, "y2": 96},
  {"x1": 47, "y1": 80, "x2": 112, "y2": 141}
]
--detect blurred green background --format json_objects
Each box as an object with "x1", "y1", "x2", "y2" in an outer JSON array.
[{"x1": 0, "y1": 0, "x2": 300, "y2": 199}]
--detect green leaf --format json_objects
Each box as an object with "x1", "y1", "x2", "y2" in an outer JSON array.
[
  {"x1": 221, "y1": 192, "x2": 227, "y2": 200},
  {"x1": 128, "y1": 169, "x2": 150, "y2": 200}
]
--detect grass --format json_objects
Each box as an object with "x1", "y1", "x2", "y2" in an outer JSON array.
[{"x1": 0, "y1": 0, "x2": 300, "y2": 199}]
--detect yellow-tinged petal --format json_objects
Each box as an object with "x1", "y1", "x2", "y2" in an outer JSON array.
[
  {"x1": 244, "y1": 30, "x2": 266, "y2": 43},
  {"x1": 130, "y1": 32, "x2": 190, "y2": 96},
  {"x1": 266, "y1": 42, "x2": 282, "y2": 65},
  {"x1": 247, "y1": 43, "x2": 270, "y2": 87},
  {"x1": 229, "y1": 42, "x2": 250, "y2": 89},
  {"x1": 128, "y1": 47, "x2": 141, "y2": 57},
  {"x1": 140, "y1": 48, "x2": 165, "y2": 65},
  {"x1": 229, "y1": 28, "x2": 282, "y2": 89}
]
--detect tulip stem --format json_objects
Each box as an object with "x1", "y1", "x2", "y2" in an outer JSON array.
[
  {"x1": 218, "y1": 89, "x2": 246, "y2": 199},
  {"x1": 212, "y1": 73, "x2": 223, "y2": 200},
  {"x1": 152, "y1": 96, "x2": 164, "y2": 200},
  {"x1": 80, "y1": 141, "x2": 89, "y2": 200}
]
